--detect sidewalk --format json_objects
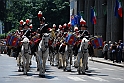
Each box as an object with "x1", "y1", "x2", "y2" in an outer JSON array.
[{"x1": 89, "y1": 57, "x2": 124, "y2": 67}]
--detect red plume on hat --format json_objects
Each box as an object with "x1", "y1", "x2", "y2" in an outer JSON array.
[
  {"x1": 80, "y1": 17, "x2": 86, "y2": 25},
  {"x1": 26, "y1": 19, "x2": 30, "y2": 24},
  {"x1": 38, "y1": 11, "x2": 42, "y2": 18},
  {"x1": 74, "y1": 27, "x2": 78, "y2": 31},
  {"x1": 53, "y1": 24, "x2": 56, "y2": 28},
  {"x1": 20, "y1": 20, "x2": 24, "y2": 25},
  {"x1": 68, "y1": 22, "x2": 71, "y2": 27},
  {"x1": 63, "y1": 23, "x2": 67, "y2": 28},
  {"x1": 48, "y1": 28, "x2": 52, "y2": 31},
  {"x1": 59, "y1": 25, "x2": 62, "y2": 30},
  {"x1": 29, "y1": 24, "x2": 33, "y2": 29}
]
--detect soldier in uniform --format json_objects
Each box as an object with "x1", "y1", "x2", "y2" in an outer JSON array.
[
  {"x1": 22, "y1": 19, "x2": 35, "y2": 66},
  {"x1": 33, "y1": 11, "x2": 49, "y2": 55},
  {"x1": 16, "y1": 20, "x2": 24, "y2": 39},
  {"x1": 73, "y1": 27, "x2": 80, "y2": 55},
  {"x1": 16, "y1": 20, "x2": 25, "y2": 71},
  {"x1": 56, "y1": 25, "x2": 63, "y2": 52},
  {"x1": 39, "y1": 16, "x2": 49, "y2": 38},
  {"x1": 79, "y1": 18, "x2": 90, "y2": 39},
  {"x1": 22, "y1": 19, "x2": 33, "y2": 40},
  {"x1": 49, "y1": 24, "x2": 56, "y2": 41},
  {"x1": 79, "y1": 25, "x2": 90, "y2": 39},
  {"x1": 80, "y1": 19, "x2": 90, "y2": 70}
]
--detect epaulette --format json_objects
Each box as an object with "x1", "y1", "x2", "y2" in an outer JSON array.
[{"x1": 45, "y1": 24, "x2": 48, "y2": 26}]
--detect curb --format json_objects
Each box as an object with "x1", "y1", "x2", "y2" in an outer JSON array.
[{"x1": 89, "y1": 59, "x2": 124, "y2": 68}]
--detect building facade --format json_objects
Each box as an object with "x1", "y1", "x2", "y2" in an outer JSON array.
[
  {"x1": 0, "y1": 20, "x2": 3, "y2": 34},
  {"x1": 70, "y1": 0, "x2": 124, "y2": 42}
]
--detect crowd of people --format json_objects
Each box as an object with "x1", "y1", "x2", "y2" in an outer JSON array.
[
  {"x1": 0, "y1": 39, "x2": 7, "y2": 54},
  {"x1": 102, "y1": 40, "x2": 124, "y2": 63},
  {"x1": 2, "y1": 10, "x2": 124, "y2": 65},
  {"x1": 5, "y1": 11, "x2": 91, "y2": 57}
]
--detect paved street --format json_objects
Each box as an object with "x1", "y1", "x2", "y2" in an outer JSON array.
[{"x1": 0, "y1": 54, "x2": 124, "y2": 83}]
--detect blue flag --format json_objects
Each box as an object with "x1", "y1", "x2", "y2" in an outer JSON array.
[
  {"x1": 114, "y1": 0, "x2": 119, "y2": 17},
  {"x1": 71, "y1": 12, "x2": 81, "y2": 26},
  {"x1": 74, "y1": 15, "x2": 78, "y2": 25},
  {"x1": 90, "y1": 8, "x2": 96, "y2": 24},
  {"x1": 71, "y1": 15, "x2": 75, "y2": 26},
  {"x1": 9, "y1": 36, "x2": 15, "y2": 46},
  {"x1": 65, "y1": 33, "x2": 76, "y2": 45}
]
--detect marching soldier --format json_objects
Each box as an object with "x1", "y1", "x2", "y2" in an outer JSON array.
[
  {"x1": 38, "y1": 11, "x2": 49, "y2": 38},
  {"x1": 39, "y1": 16, "x2": 49, "y2": 35},
  {"x1": 22, "y1": 19, "x2": 33, "y2": 40},
  {"x1": 67, "y1": 22, "x2": 72, "y2": 32},
  {"x1": 51, "y1": 24, "x2": 56, "y2": 39},
  {"x1": 32, "y1": 11, "x2": 49, "y2": 56},
  {"x1": 79, "y1": 18, "x2": 90, "y2": 39},
  {"x1": 16, "y1": 20, "x2": 24, "y2": 39},
  {"x1": 79, "y1": 18, "x2": 90, "y2": 70},
  {"x1": 16, "y1": 20, "x2": 25, "y2": 71}
]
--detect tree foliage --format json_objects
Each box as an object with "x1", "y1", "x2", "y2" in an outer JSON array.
[
  {"x1": 0, "y1": 0, "x2": 5, "y2": 21},
  {"x1": 5, "y1": 0, "x2": 70, "y2": 30}
]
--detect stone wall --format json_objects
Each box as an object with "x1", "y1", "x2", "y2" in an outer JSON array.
[{"x1": 71, "y1": 0, "x2": 124, "y2": 42}]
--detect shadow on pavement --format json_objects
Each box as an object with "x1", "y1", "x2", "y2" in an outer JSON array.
[{"x1": 69, "y1": 69, "x2": 109, "y2": 77}]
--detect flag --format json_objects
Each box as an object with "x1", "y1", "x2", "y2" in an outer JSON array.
[
  {"x1": 9, "y1": 36, "x2": 15, "y2": 46},
  {"x1": 91, "y1": 36, "x2": 103, "y2": 49},
  {"x1": 118, "y1": 1, "x2": 122, "y2": 17},
  {"x1": 71, "y1": 15, "x2": 75, "y2": 26},
  {"x1": 65, "y1": 33, "x2": 76, "y2": 45},
  {"x1": 71, "y1": 12, "x2": 82, "y2": 26},
  {"x1": 77, "y1": 12, "x2": 81, "y2": 26},
  {"x1": 6, "y1": 34, "x2": 11, "y2": 45},
  {"x1": 91, "y1": 38, "x2": 99, "y2": 49},
  {"x1": 9, "y1": 36, "x2": 19, "y2": 46},
  {"x1": 114, "y1": 0, "x2": 119, "y2": 17},
  {"x1": 114, "y1": 0, "x2": 123, "y2": 17},
  {"x1": 97, "y1": 37, "x2": 103, "y2": 47},
  {"x1": 74, "y1": 15, "x2": 78, "y2": 25},
  {"x1": 11, "y1": 36, "x2": 19, "y2": 46},
  {"x1": 71, "y1": 12, "x2": 83, "y2": 26},
  {"x1": 90, "y1": 8, "x2": 96, "y2": 24},
  {"x1": 74, "y1": 12, "x2": 82, "y2": 26}
]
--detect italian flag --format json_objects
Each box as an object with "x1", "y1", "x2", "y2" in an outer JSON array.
[
  {"x1": 115, "y1": 0, "x2": 123, "y2": 17},
  {"x1": 118, "y1": 1, "x2": 122, "y2": 17},
  {"x1": 90, "y1": 8, "x2": 96, "y2": 24}
]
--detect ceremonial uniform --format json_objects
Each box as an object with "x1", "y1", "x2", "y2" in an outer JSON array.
[
  {"x1": 73, "y1": 18, "x2": 90, "y2": 70},
  {"x1": 16, "y1": 21, "x2": 24, "y2": 68},
  {"x1": 22, "y1": 19, "x2": 33, "y2": 40},
  {"x1": 79, "y1": 29, "x2": 90, "y2": 39},
  {"x1": 23, "y1": 29, "x2": 32, "y2": 40},
  {"x1": 79, "y1": 17, "x2": 90, "y2": 39},
  {"x1": 39, "y1": 16, "x2": 49, "y2": 38}
]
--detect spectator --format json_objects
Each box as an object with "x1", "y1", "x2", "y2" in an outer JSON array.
[
  {"x1": 111, "y1": 42, "x2": 117, "y2": 63},
  {"x1": 122, "y1": 46, "x2": 124, "y2": 62},
  {"x1": 102, "y1": 41, "x2": 108, "y2": 60},
  {"x1": 116, "y1": 42, "x2": 122, "y2": 63},
  {"x1": 108, "y1": 41, "x2": 112, "y2": 60},
  {"x1": 119, "y1": 40, "x2": 123, "y2": 62}
]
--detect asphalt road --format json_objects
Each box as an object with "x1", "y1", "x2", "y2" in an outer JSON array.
[{"x1": 0, "y1": 54, "x2": 124, "y2": 83}]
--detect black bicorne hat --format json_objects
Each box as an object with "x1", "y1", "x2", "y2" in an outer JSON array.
[
  {"x1": 23, "y1": 22, "x2": 30, "y2": 28},
  {"x1": 39, "y1": 17, "x2": 45, "y2": 22}
]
